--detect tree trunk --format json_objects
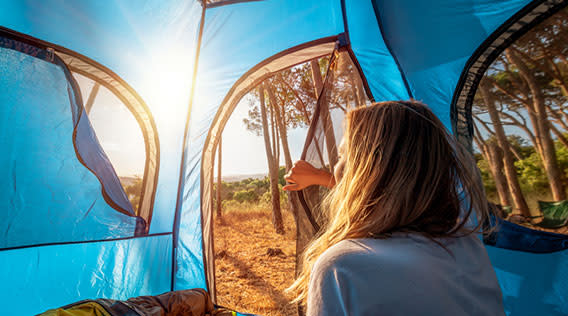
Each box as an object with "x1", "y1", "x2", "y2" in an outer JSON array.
[
  {"x1": 216, "y1": 136, "x2": 223, "y2": 219},
  {"x1": 550, "y1": 123, "x2": 568, "y2": 149},
  {"x1": 267, "y1": 84, "x2": 302, "y2": 221},
  {"x1": 507, "y1": 49, "x2": 566, "y2": 200},
  {"x1": 259, "y1": 84, "x2": 284, "y2": 234},
  {"x1": 267, "y1": 85, "x2": 293, "y2": 170},
  {"x1": 487, "y1": 142, "x2": 513, "y2": 207},
  {"x1": 473, "y1": 124, "x2": 512, "y2": 207},
  {"x1": 211, "y1": 143, "x2": 217, "y2": 222},
  {"x1": 310, "y1": 59, "x2": 338, "y2": 170},
  {"x1": 480, "y1": 81, "x2": 531, "y2": 217},
  {"x1": 350, "y1": 76, "x2": 366, "y2": 108}
]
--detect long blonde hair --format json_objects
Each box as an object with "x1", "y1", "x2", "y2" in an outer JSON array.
[{"x1": 288, "y1": 100, "x2": 491, "y2": 305}]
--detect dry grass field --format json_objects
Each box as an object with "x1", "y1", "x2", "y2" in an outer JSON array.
[{"x1": 214, "y1": 203, "x2": 299, "y2": 316}]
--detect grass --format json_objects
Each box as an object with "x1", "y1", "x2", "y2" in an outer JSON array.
[{"x1": 214, "y1": 202, "x2": 299, "y2": 316}]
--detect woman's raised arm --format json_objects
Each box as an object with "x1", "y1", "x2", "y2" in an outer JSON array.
[{"x1": 283, "y1": 160, "x2": 336, "y2": 191}]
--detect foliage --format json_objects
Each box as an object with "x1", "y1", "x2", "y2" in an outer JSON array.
[
  {"x1": 123, "y1": 176, "x2": 142, "y2": 214},
  {"x1": 477, "y1": 138, "x2": 568, "y2": 201},
  {"x1": 213, "y1": 166, "x2": 288, "y2": 207}
]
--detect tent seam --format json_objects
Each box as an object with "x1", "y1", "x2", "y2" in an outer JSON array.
[
  {"x1": 370, "y1": 0, "x2": 414, "y2": 99},
  {"x1": 171, "y1": 3, "x2": 208, "y2": 293},
  {"x1": 340, "y1": 0, "x2": 376, "y2": 102},
  {"x1": 0, "y1": 232, "x2": 172, "y2": 252}
]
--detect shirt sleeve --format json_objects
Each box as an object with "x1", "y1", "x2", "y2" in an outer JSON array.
[
  {"x1": 305, "y1": 240, "x2": 385, "y2": 316},
  {"x1": 307, "y1": 258, "x2": 351, "y2": 316}
]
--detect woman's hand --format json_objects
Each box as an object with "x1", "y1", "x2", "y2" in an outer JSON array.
[{"x1": 283, "y1": 160, "x2": 335, "y2": 191}]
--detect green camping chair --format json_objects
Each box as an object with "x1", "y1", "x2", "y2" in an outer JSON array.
[
  {"x1": 502, "y1": 206, "x2": 513, "y2": 215},
  {"x1": 535, "y1": 200, "x2": 568, "y2": 229}
]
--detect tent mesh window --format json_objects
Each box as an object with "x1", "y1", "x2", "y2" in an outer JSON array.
[
  {"x1": 469, "y1": 7, "x2": 568, "y2": 237},
  {"x1": 296, "y1": 49, "x2": 372, "y2": 277}
]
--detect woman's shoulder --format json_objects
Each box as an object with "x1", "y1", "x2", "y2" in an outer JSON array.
[
  {"x1": 312, "y1": 237, "x2": 401, "y2": 273},
  {"x1": 309, "y1": 235, "x2": 502, "y2": 315},
  {"x1": 314, "y1": 234, "x2": 486, "y2": 273}
]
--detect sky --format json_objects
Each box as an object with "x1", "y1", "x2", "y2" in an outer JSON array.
[
  {"x1": 216, "y1": 95, "x2": 309, "y2": 176},
  {"x1": 75, "y1": 74, "x2": 146, "y2": 178}
]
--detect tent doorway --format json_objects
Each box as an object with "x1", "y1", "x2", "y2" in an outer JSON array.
[
  {"x1": 210, "y1": 56, "x2": 329, "y2": 316},
  {"x1": 207, "y1": 46, "x2": 372, "y2": 315}
]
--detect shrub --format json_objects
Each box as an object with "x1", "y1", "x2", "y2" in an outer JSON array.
[{"x1": 233, "y1": 189, "x2": 258, "y2": 203}]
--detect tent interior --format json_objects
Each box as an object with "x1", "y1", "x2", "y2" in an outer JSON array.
[{"x1": 1, "y1": 0, "x2": 568, "y2": 315}]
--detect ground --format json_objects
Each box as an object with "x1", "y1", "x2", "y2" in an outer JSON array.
[{"x1": 214, "y1": 203, "x2": 299, "y2": 316}]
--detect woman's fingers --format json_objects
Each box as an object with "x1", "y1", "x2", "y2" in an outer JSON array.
[
  {"x1": 284, "y1": 173, "x2": 301, "y2": 191},
  {"x1": 284, "y1": 173, "x2": 295, "y2": 182},
  {"x1": 282, "y1": 183, "x2": 299, "y2": 191},
  {"x1": 284, "y1": 160, "x2": 321, "y2": 191}
]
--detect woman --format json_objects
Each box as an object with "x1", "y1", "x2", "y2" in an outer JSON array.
[{"x1": 284, "y1": 101, "x2": 504, "y2": 315}]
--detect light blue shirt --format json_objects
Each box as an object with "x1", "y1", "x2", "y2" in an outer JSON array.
[{"x1": 307, "y1": 234, "x2": 504, "y2": 316}]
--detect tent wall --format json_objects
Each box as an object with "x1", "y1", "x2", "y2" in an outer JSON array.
[
  {"x1": 0, "y1": 0, "x2": 202, "y2": 235},
  {"x1": 1, "y1": 0, "x2": 568, "y2": 315},
  {"x1": 452, "y1": 0, "x2": 568, "y2": 147},
  {"x1": 487, "y1": 246, "x2": 568, "y2": 315},
  {"x1": 444, "y1": 1, "x2": 568, "y2": 315},
  {"x1": 374, "y1": 0, "x2": 533, "y2": 129},
  {"x1": 56, "y1": 49, "x2": 161, "y2": 226},
  {"x1": 344, "y1": 0, "x2": 410, "y2": 102},
  {"x1": 0, "y1": 234, "x2": 172, "y2": 315},
  {"x1": 0, "y1": 1, "x2": 201, "y2": 313}
]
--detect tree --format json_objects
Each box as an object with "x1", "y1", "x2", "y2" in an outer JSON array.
[
  {"x1": 265, "y1": 81, "x2": 303, "y2": 221},
  {"x1": 478, "y1": 80, "x2": 531, "y2": 216},
  {"x1": 243, "y1": 57, "x2": 330, "y2": 232},
  {"x1": 124, "y1": 176, "x2": 143, "y2": 215},
  {"x1": 257, "y1": 83, "x2": 284, "y2": 234},
  {"x1": 472, "y1": 8, "x2": 568, "y2": 221},
  {"x1": 216, "y1": 136, "x2": 223, "y2": 219},
  {"x1": 505, "y1": 48, "x2": 566, "y2": 200},
  {"x1": 472, "y1": 127, "x2": 512, "y2": 207}
]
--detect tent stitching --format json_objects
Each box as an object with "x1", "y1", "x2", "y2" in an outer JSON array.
[
  {"x1": 172, "y1": 3, "x2": 208, "y2": 293},
  {"x1": 370, "y1": 0, "x2": 414, "y2": 99}
]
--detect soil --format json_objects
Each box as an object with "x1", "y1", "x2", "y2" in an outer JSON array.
[{"x1": 214, "y1": 206, "x2": 299, "y2": 316}]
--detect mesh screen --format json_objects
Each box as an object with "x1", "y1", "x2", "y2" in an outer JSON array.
[{"x1": 296, "y1": 49, "x2": 371, "y2": 272}]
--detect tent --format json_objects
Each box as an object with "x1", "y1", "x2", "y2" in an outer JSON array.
[{"x1": 1, "y1": 0, "x2": 567, "y2": 315}]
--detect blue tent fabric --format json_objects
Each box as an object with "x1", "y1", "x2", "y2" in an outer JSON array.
[
  {"x1": 485, "y1": 217, "x2": 568, "y2": 253},
  {"x1": 1, "y1": 0, "x2": 568, "y2": 315},
  {"x1": 487, "y1": 246, "x2": 568, "y2": 316},
  {"x1": 343, "y1": 0, "x2": 410, "y2": 102},
  {"x1": 0, "y1": 233, "x2": 172, "y2": 316}
]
